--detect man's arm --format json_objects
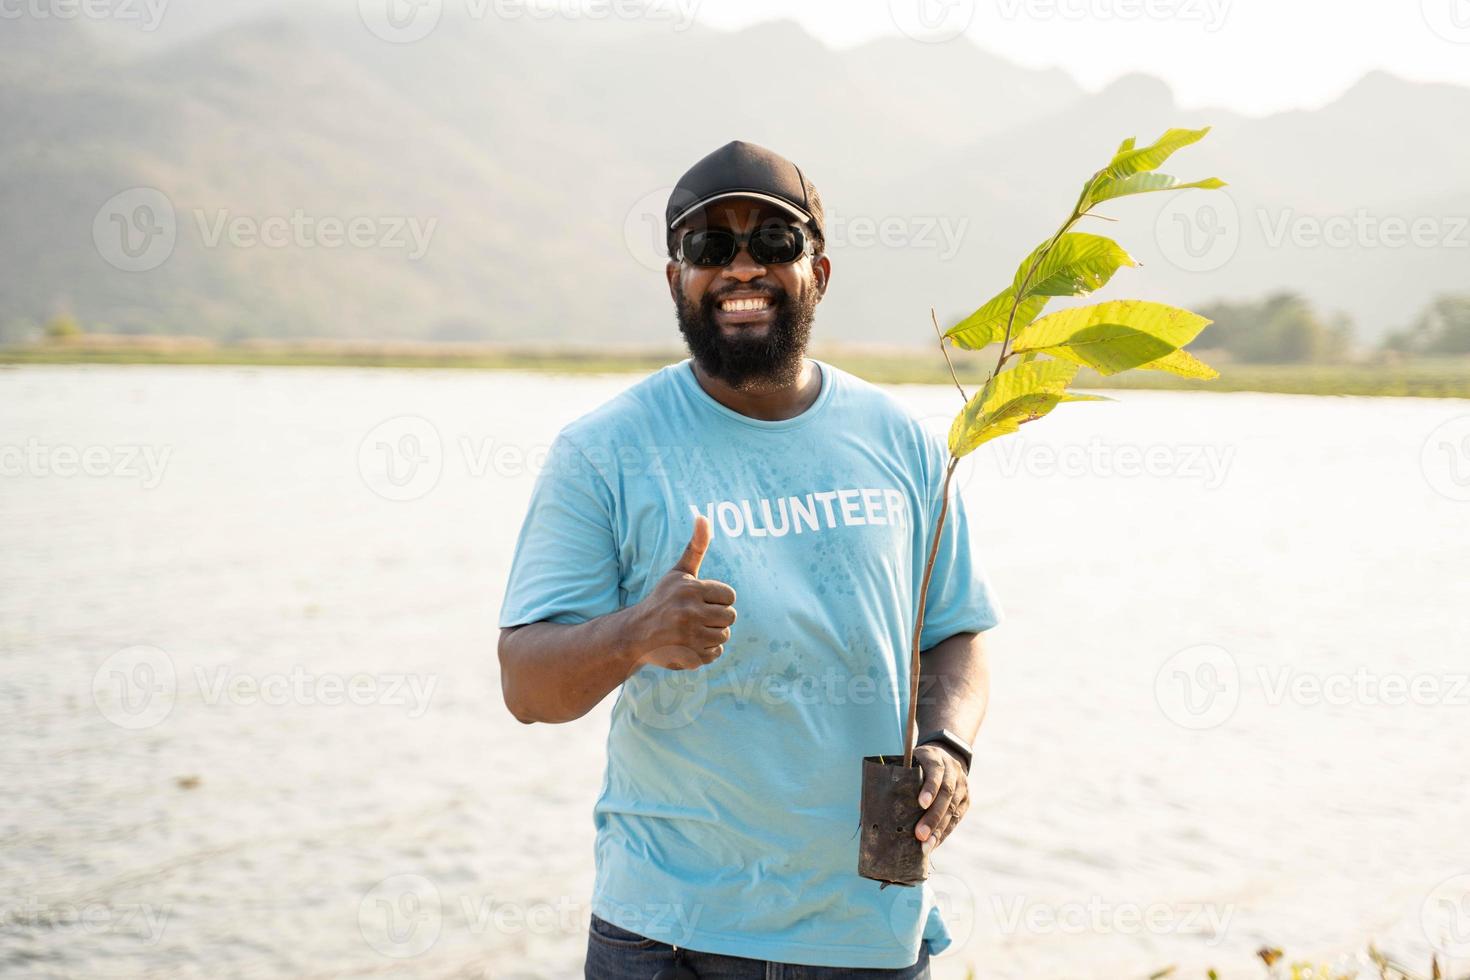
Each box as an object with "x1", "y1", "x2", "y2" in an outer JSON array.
[
  {"x1": 498, "y1": 514, "x2": 736, "y2": 724},
  {"x1": 912, "y1": 630, "x2": 991, "y2": 851}
]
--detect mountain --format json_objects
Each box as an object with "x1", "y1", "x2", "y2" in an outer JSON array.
[{"x1": 2, "y1": 10, "x2": 1466, "y2": 347}]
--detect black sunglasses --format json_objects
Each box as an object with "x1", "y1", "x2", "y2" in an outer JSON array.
[{"x1": 677, "y1": 223, "x2": 812, "y2": 268}]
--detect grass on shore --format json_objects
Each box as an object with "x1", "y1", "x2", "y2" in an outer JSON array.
[{"x1": 4, "y1": 339, "x2": 1470, "y2": 398}]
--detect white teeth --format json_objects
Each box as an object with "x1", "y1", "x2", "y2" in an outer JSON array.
[{"x1": 720, "y1": 297, "x2": 772, "y2": 313}]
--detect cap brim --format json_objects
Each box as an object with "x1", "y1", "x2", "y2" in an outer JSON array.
[{"x1": 668, "y1": 191, "x2": 813, "y2": 231}]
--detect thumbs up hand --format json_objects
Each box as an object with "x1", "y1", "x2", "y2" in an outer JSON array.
[{"x1": 629, "y1": 514, "x2": 737, "y2": 671}]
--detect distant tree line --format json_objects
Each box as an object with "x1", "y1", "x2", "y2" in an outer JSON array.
[
  {"x1": 1195, "y1": 292, "x2": 1354, "y2": 364},
  {"x1": 1190, "y1": 291, "x2": 1470, "y2": 363},
  {"x1": 1382, "y1": 294, "x2": 1470, "y2": 355}
]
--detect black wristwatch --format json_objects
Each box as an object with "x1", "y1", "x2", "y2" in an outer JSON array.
[{"x1": 916, "y1": 729, "x2": 973, "y2": 774}]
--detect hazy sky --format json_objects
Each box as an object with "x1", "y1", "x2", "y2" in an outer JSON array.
[
  {"x1": 88, "y1": 0, "x2": 1470, "y2": 117},
  {"x1": 692, "y1": 0, "x2": 1470, "y2": 116}
]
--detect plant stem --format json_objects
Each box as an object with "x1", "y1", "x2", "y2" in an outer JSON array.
[
  {"x1": 932, "y1": 308, "x2": 968, "y2": 403},
  {"x1": 902, "y1": 454, "x2": 959, "y2": 768},
  {"x1": 900, "y1": 174, "x2": 1102, "y2": 767}
]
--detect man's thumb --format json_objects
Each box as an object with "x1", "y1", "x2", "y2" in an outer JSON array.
[{"x1": 673, "y1": 513, "x2": 711, "y2": 576}]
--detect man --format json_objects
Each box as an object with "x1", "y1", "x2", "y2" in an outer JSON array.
[{"x1": 497, "y1": 140, "x2": 1002, "y2": 977}]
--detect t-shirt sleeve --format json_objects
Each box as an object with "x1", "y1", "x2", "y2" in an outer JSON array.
[
  {"x1": 916, "y1": 429, "x2": 1003, "y2": 649},
  {"x1": 497, "y1": 432, "x2": 623, "y2": 628}
]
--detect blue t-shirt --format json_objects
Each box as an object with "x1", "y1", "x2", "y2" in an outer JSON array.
[{"x1": 498, "y1": 357, "x2": 1002, "y2": 968}]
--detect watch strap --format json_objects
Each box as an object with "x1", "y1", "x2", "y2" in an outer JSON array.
[{"x1": 916, "y1": 729, "x2": 973, "y2": 773}]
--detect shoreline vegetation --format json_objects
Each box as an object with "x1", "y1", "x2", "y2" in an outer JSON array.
[{"x1": 4, "y1": 336, "x2": 1470, "y2": 398}]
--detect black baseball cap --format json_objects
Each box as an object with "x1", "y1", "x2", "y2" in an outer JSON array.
[{"x1": 665, "y1": 140, "x2": 825, "y2": 255}]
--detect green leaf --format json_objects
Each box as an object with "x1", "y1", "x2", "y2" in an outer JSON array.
[
  {"x1": 1103, "y1": 127, "x2": 1212, "y2": 180},
  {"x1": 1013, "y1": 232, "x2": 1137, "y2": 298},
  {"x1": 1088, "y1": 172, "x2": 1226, "y2": 206},
  {"x1": 945, "y1": 287, "x2": 1047, "y2": 351},
  {"x1": 1011, "y1": 300, "x2": 1213, "y2": 375},
  {"x1": 1135, "y1": 347, "x2": 1220, "y2": 379},
  {"x1": 1115, "y1": 136, "x2": 1136, "y2": 156},
  {"x1": 950, "y1": 233, "x2": 1135, "y2": 350},
  {"x1": 948, "y1": 359, "x2": 1079, "y2": 456}
]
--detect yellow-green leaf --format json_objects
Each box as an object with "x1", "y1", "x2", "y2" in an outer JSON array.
[
  {"x1": 946, "y1": 287, "x2": 1046, "y2": 351},
  {"x1": 948, "y1": 359, "x2": 1079, "y2": 456},
  {"x1": 1103, "y1": 127, "x2": 1212, "y2": 180},
  {"x1": 1013, "y1": 232, "x2": 1137, "y2": 298},
  {"x1": 1011, "y1": 300, "x2": 1212, "y2": 375},
  {"x1": 1135, "y1": 347, "x2": 1220, "y2": 379},
  {"x1": 1087, "y1": 172, "x2": 1226, "y2": 206}
]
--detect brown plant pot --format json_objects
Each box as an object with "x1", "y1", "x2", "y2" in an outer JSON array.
[{"x1": 857, "y1": 755, "x2": 929, "y2": 887}]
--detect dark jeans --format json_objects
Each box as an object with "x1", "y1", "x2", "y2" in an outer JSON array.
[{"x1": 584, "y1": 914, "x2": 932, "y2": 979}]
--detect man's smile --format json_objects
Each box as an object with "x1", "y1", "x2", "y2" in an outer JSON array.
[{"x1": 714, "y1": 292, "x2": 777, "y2": 329}]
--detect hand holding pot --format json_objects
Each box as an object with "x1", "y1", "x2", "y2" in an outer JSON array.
[
  {"x1": 913, "y1": 743, "x2": 970, "y2": 854},
  {"x1": 630, "y1": 514, "x2": 737, "y2": 671}
]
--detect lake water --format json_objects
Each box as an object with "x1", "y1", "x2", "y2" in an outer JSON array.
[{"x1": 3, "y1": 364, "x2": 1469, "y2": 979}]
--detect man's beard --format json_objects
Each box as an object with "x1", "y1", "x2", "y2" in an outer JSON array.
[{"x1": 674, "y1": 279, "x2": 818, "y2": 390}]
